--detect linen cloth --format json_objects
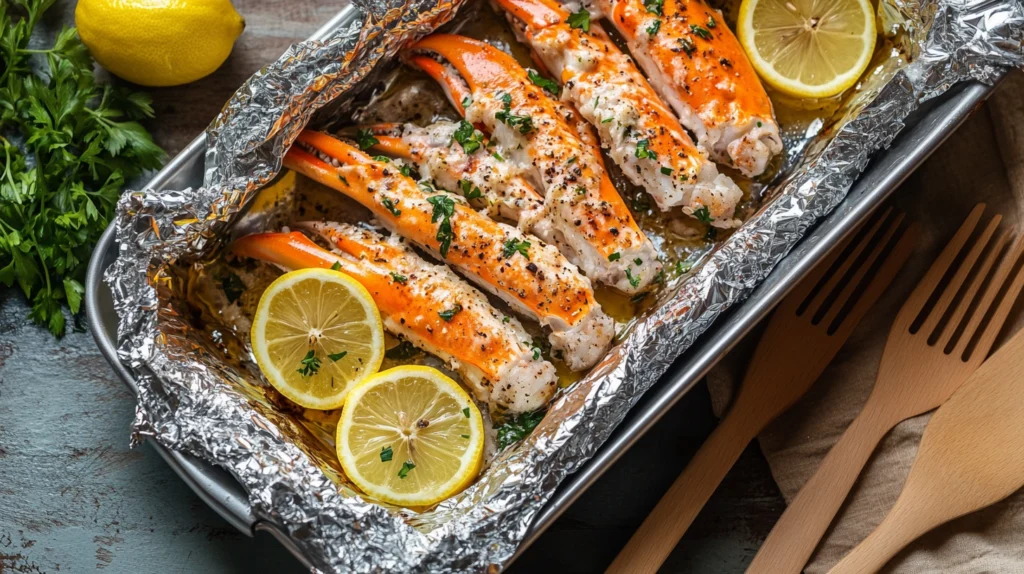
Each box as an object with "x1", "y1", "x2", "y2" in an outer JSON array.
[{"x1": 707, "y1": 70, "x2": 1024, "y2": 573}]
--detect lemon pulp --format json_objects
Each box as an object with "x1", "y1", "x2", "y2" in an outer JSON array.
[
  {"x1": 738, "y1": 0, "x2": 877, "y2": 98},
  {"x1": 251, "y1": 268, "x2": 384, "y2": 410},
  {"x1": 337, "y1": 366, "x2": 485, "y2": 507}
]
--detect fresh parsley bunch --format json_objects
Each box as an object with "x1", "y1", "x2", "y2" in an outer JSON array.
[{"x1": 0, "y1": 0, "x2": 164, "y2": 336}]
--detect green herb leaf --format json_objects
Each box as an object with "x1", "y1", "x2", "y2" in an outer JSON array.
[
  {"x1": 502, "y1": 238, "x2": 531, "y2": 260},
  {"x1": 398, "y1": 460, "x2": 416, "y2": 479},
  {"x1": 528, "y1": 69, "x2": 560, "y2": 95},
  {"x1": 459, "y1": 179, "x2": 483, "y2": 200},
  {"x1": 679, "y1": 37, "x2": 696, "y2": 56},
  {"x1": 660, "y1": 166, "x2": 673, "y2": 176},
  {"x1": 331, "y1": 261, "x2": 342, "y2": 271},
  {"x1": 373, "y1": 155, "x2": 391, "y2": 163},
  {"x1": 644, "y1": 0, "x2": 664, "y2": 15},
  {"x1": 494, "y1": 93, "x2": 535, "y2": 134},
  {"x1": 625, "y1": 268, "x2": 642, "y2": 289},
  {"x1": 380, "y1": 446, "x2": 393, "y2": 462},
  {"x1": 635, "y1": 139, "x2": 657, "y2": 160},
  {"x1": 463, "y1": 407, "x2": 471, "y2": 418},
  {"x1": 355, "y1": 129, "x2": 380, "y2": 150},
  {"x1": 452, "y1": 119, "x2": 485, "y2": 154},
  {"x1": 491, "y1": 151, "x2": 505, "y2": 162},
  {"x1": 647, "y1": 19, "x2": 662, "y2": 36},
  {"x1": 495, "y1": 410, "x2": 546, "y2": 449},
  {"x1": 691, "y1": 24, "x2": 713, "y2": 40},
  {"x1": 389, "y1": 271, "x2": 408, "y2": 284},
  {"x1": 399, "y1": 164, "x2": 413, "y2": 177},
  {"x1": 328, "y1": 351, "x2": 348, "y2": 362},
  {"x1": 566, "y1": 9, "x2": 591, "y2": 31},
  {"x1": 608, "y1": 252, "x2": 621, "y2": 262},
  {"x1": 707, "y1": 15, "x2": 717, "y2": 28},
  {"x1": 461, "y1": 96, "x2": 473, "y2": 109},
  {"x1": 693, "y1": 205, "x2": 713, "y2": 224},
  {"x1": 297, "y1": 350, "x2": 322, "y2": 377},
  {"x1": 438, "y1": 304, "x2": 463, "y2": 322},
  {"x1": 426, "y1": 194, "x2": 456, "y2": 257},
  {"x1": 381, "y1": 196, "x2": 402, "y2": 217}
]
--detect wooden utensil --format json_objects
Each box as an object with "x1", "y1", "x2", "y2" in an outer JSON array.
[
  {"x1": 747, "y1": 204, "x2": 1024, "y2": 574},
  {"x1": 829, "y1": 310, "x2": 1024, "y2": 574},
  {"x1": 605, "y1": 209, "x2": 919, "y2": 574}
]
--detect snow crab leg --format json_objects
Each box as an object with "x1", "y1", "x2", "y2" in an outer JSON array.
[
  {"x1": 230, "y1": 228, "x2": 557, "y2": 412},
  {"x1": 282, "y1": 130, "x2": 614, "y2": 371},
  {"x1": 492, "y1": 0, "x2": 744, "y2": 225},
  {"x1": 593, "y1": 0, "x2": 783, "y2": 177},
  {"x1": 403, "y1": 34, "x2": 662, "y2": 293}
]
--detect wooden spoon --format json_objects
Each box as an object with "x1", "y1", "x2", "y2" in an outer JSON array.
[
  {"x1": 605, "y1": 208, "x2": 919, "y2": 574},
  {"x1": 829, "y1": 315, "x2": 1024, "y2": 573},
  {"x1": 747, "y1": 204, "x2": 1024, "y2": 574}
]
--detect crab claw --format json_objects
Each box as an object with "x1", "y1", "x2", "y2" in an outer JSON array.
[
  {"x1": 405, "y1": 34, "x2": 527, "y2": 103},
  {"x1": 230, "y1": 230, "x2": 341, "y2": 270}
]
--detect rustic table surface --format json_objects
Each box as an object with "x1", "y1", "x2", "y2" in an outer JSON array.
[{"x1": 0, "y1": 1, "x2": 983, "y2": 572}]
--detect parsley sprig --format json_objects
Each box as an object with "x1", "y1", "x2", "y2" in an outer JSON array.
[
  {"x1": 426, "y1": 194, "x2": 456, "y2": 257},
  {"x1": 452, "y1": 119, "x2": 484, "y2": 154},
  {"x1": 0, "y1": 0, "x2": 165, "y2": 336},
  {"x1": 495, "y1": 93, "x2": 535, "y2": 135},
  {"x1": 495, "y1": 410, "x2": 546, "y2": 449}
]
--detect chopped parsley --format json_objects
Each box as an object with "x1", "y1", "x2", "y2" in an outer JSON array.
[
  {"x1": 389, "y1": 272, "x2": 408, "y2": 284},
  {"x1": 634, "y1": 258, "x2": 644, "y2": 266},
  {"x1": 707, "y1": 15, "x2": 717, "y2": 28},
  {"x1": 502, "y1": 238, "x2": 531, "y2": 260},
  {"x1": 676, "y1": 260, "x2": 693, "y2": 275},
  {"x1": 528, "y1": 69, "x2": 560, "y2": 95},
  {"x1": 566, "y1": 8, "x2": 591, "y2": 32},
  {"x1": 602, "y1": 117, "x2": 614, "y2": 123},
  {"x1": 495, "y1": 93, "x2": 535, "y2": 135},
  {"x1": 647, "y1": 19, "x2": 661, "y2": 36},
  {"x1": 679, "y1": 37, "x2": 696, "y2": 56},
  {"x1": 495, "y1": 410, "x2": 546, "y2": 449},
  {"x1": 399, "y1": 164, "x2": 413, "y2": 177},
  {"x1": 530, "y1": 336, "x2": 551, "y2": 362},
  {"x1": 338, "y1": 174, "x2": 350, "y2": 187},
  {"x1": 426, "y1": 194, "x2": 456, "y2": 257},
  {"x1": 502, "y1": 315, "x2": 511, "y2": 323},
  {"x1": 462, "y1": 407, "x2": 471, "y2": 418},
  {"x1": 372, "y1": 155, "x2": 391, "y2": 163},
  {"x1": 625, "y1": 268, "x2": 641, "y2": 289},
  {"x1": 491, "y1": 151, "x2": 505, "y2": 161},
  {"x1": 385, "y1": 341, "x2": 422, "y2": 360},
  {"x1": 438, "y1": 304, "x2": 463, "y2": 322},
  {"x1": 567, "y1": 156, "x2": 577, "y2": 165},
  {"x1": 691, "y1": 24, "x2": 713, "y2": 40},
  {"x1": 398, "y1": 461, "x2": 416, "y2": 479},
  {"x1": 328, "y1": 351, "x2": 348, "y2": 362},
  {"x1": 660, "y1": 166, "x2": 673, "y2": 176},
  {"x1": 297, "y1": 350, "x2": 321, "y2": 377},
  {"x1": 221, "y1": 273, "x2": 245, "y2": 304},
  {"x1": 459, "y1": 179, "x2": 483, "y2": 200},
  {"x1": 644, "y1": 0, "x2": 664, "y2": 15},
  {"x1": 635, "y1": 139, "x2": 657, "y2": 160},
  {"x1": 331, "y1": 261, "x2": 342, "y2": 271},
  {"x1": 460, "y1": 434, "x2": 470, "y2": 439},
  {"x1": 608, "y1": 252, "x2": 621, "y2": 262},
  {"x1": 380, "y1": 446, "x2": 393, "y2": 462},
  {"x1": 381, "y1": 196, "x2": 402, "y2": 217},
  {"x1": 757, "y1": 121, "x2": 763, "y2": 127},
  {"x1": 693, "y1": 205, "x2": 713, "y2": 224},
  {"x1": 461, "y1": 96, "x2": 473, "y2": 109},
  {"x1": 452, "y1": 119, "x2": 484, "y2": 154},
  {"x1": 355, "y1": 128, "x2": 379, "y2": 150}
]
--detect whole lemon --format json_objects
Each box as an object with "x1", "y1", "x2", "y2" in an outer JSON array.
[{"x1": 75, "y1": 0, "x2": 245, "y2": 87}]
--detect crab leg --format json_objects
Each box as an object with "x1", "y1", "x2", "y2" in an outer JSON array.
[
  {"x1": 283, "y1": 130, "x2": 614, "y2": 371},
  {"x1": 593, "y1": 0, "x2": 782, "y2": 178},
  {"x1": 230, "y1": 229, "x2": 557, "y2": 412},
  {"x1": 404, "y1": 34, "x2": 661, "y2": 293},
  {"x1": 358, "y1": 122, "x2": 545, "y2": 225},
  {"x1": 492, "y1": 0, "x2": 743, "y2": 225}
]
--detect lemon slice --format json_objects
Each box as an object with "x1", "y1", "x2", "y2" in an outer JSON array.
[
  {"x1": 337, "y1": 366, "x2": 485, "y2": 507},
  {"x1": 251, "y1": 268, "x2": 384, "y2": 410},
  {"x1": 737, "y1": 0, "x2": 877, "y2": 99}
]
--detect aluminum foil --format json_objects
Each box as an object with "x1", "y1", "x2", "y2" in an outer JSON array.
[{"x1": 105, "y1": 0, "x2": 1024, "y2": 570}]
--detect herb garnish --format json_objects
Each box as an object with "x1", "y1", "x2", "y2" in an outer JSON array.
[
  {"x1": 373, "y1": 155, "x2": 391, "y2": 163},
  {"x1": 528, "y1": 69, "x2": 560, "y2": 95},
  {"x1": 491, "y1": 151, "x2": 504, "y2": 162},
  {"x1": 691, "y1": 24, "x2": 713, "y2": 40},
  {"x1": 386, "y1": 341, "x2": 422, "y2": 360},
  {"x1": 297, "y1": 350, "x2": 322, "y2": 377},
  {"x1": 438, "y1": 304, "x2": 463, "y2": 322},
  {"x1": 707, "y1": 15, "x2": 717, "y2": 28},
  {"x1": 644, "y1": 0, "x2": 664, "y2": 15},
  {"x1": 355, "y1": 129, "x2": 379, "y2": 150},
  {"x1": 380, "y1": 446, "x2": 393, "y2": 462},
  {"x1": 452, "y1": 119, "x2": 484, "y2": 154},
  {"x1": 495, "y1": 93, "x2": 534, "y2": 134},
  {"x1": 502, "y1": 238, "x2": 531, "y2": 260},
  {"x1": 693, "y1": 205, "x2": 713, "y2": 224},
  {"x1": 635, "y1": 139, "x2": 657, "y2": 160},
  {"x1": 495, "y1": 410, "x2": 546, "y2": 449},
  {"x1": 679, "y1": 37, "x2": 696, "y2": 56},
  {"x1": 399, "y1": 164, "x2": 413, "y2": 177},
  {"x1": 0, "y1": 3, "x2": 165, "y2": 336},
  {"x1": 459, "y1": 179, "x2": 483, "y2": 200},
  {"x1": 328, "y1": 351, "x2": 348, "y2": 362},
  {"x1": 389, "y1": 272, "x2": 408, "y2": 284},
  {"x1": 331, "y1": 261, "x2": 342, "y2": 271},
  {"x1": 462, "y1": 407, "x2": 470, "y2": 418},
  {"x1": 647, "y1": 19, "x2": 661, "y2": 36},
  {"x1": 398, "y1": 461, "x2": 416, "y2": 479},
  {"x1": 625, "y1": 268, "x2": 641, "y2": 289},
  {"x1": 461, "y1": 96, "x2": 473, "y2": 109},
  {"x1": 566, "y1": 9, "x2": 591, "y2": 31},
  {"x1": 381, "y1": 196, "x2": 402, "y2": 217},
  {"x1": 426, "y1": 194, "x2": 456, "y2": 257},
  {"x1": 660, "y1": 166, "x2": 673, "y2": 176},
  {"x1": 608, "y1": 252, "x2": 621, "y2": 262}
]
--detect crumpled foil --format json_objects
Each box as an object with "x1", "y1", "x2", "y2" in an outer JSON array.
[{"x1": 104, "y1": 0, "x2": 1024, "y2": 570}]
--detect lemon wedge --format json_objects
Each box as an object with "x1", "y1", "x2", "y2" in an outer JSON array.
[
  {"x1": 250, "y1": 268, "x2": 384, "y2": 410},
  {"x1": 337, "y1": 366, "x2": 485, "y2": 507},
  {"x1": 737, "y1": 0, "x2": 877, "y2": 99}
]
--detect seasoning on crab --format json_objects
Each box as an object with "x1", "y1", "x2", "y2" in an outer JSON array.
[
  {"x1": 282, "y1": 131, "x2": 615, "y2": 371},
  {"x1": 593, "y1": 0, "x2": 782, "y2": 177},
  {"x1": 492, "y1": 0, "x2": 743, "y2": 226},
  {"x1": 357, "y1": 121, "x2": 545, "y2": 225},
  {"x1": 403, "y1": 34, "x2": 663, "y2": 293},
  {"x1": 230, "y1": 228, "x2": 558, "y2": 412}
]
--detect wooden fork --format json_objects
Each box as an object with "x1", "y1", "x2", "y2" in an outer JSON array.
[
  {"x1": 747, "y1": 203, "x2": 1021, "y2": 574},
  {"x1": 605, "y1": 208, "x2": 919, "y2": 574},
  {"x1": 829, "y1": 268, "x2": 1024, "y2": 574}
]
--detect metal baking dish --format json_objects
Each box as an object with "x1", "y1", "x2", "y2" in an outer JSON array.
[{"x1": 84, "y1": 2, "x2": 1002, "y2": 568}]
